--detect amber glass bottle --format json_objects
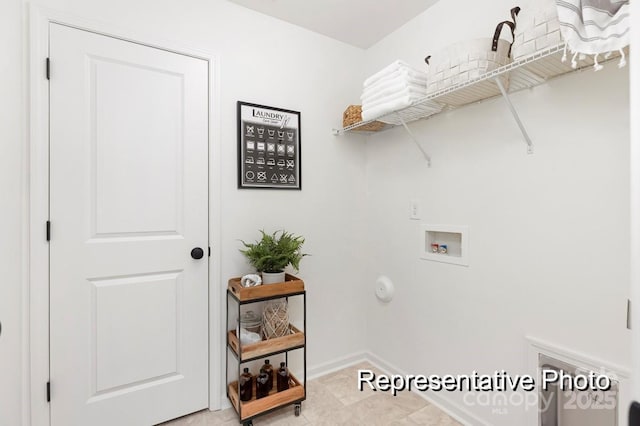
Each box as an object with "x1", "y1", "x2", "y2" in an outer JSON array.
[
  {"x1": 260, "y1": 359, "x2": 274, "y2": 390},
  {"x1": 256, "y1": 371, "x2": 270, "y2": 399},
  {"x1": 276, "y1": 362, "x2": 289, "y2": 392},
  {"x1": 239, "y1": 367, "x2": 253, "y2": 402}
]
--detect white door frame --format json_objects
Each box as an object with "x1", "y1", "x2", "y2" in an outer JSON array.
[
  {"x1": 631, "y1": 0, "x2": 640, "y2": 407},
  {"x1": 27, "y1": 6, "x2": 222, "y2": 425}
]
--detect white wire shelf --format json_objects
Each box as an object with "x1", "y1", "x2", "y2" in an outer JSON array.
[{"x1": 333, "y1": 43, "x2": 624, "y2": 135}]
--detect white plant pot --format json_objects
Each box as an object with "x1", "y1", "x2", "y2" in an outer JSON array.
[{"x1": 261, "y1": 271, "x2": 285, "y2": 284}]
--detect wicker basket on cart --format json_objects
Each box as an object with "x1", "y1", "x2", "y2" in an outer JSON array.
[{"x1": 343, "y1": 105, "x2": 385, "y2": 132}]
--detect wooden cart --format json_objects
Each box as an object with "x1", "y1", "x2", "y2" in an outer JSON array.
[{"x1": 226, "y1": 275, "x2": 306, "y2": 425}]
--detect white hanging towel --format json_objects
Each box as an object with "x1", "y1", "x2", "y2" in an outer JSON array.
[{"x1": 555, "y1": 0, "x2": 629, "y2": 68}]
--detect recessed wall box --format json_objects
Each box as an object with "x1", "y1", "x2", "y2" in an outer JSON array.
[{"x1": 420, "y1": 224, "x2": 469, "y2": 266}]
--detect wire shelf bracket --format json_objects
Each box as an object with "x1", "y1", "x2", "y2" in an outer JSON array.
[
  {"x1": 494, "y1": 77, "x2": 534, "y2": 154},
  {"x1": 397, "y1": 115, "x2": 432, "y2": 167}
]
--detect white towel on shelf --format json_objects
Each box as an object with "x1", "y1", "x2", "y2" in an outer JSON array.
[
  {"x1": 362, "y1": 96, "x2": 417, "y2": 122},
  {"x1": 362, "y1": 81, "x2": 427, "y2": 105},
  {"x1": 363, "y1": 87, "x2": 427, "y2": 110},
  {"x1": 363, "y1": 69, "x2": 428, "y2": 93},
  {"x1": 363, "y1": 60, "x2": 427, "y2": 88}
]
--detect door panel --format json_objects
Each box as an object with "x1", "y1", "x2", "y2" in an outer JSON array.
[
  {"x1": 49, "y1": 23, "x2": 208, "y2": 426},
  {"x1": 92, "y1": 57, "x2": 183, "y2": 236},
  {"x1": 92, "y1": 272, "x2": 180, "y2": 393}
]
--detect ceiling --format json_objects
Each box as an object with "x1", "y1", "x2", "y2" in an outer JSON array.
[{"x1": 227, "y1": 0, "x2": 440, "y2": 49}]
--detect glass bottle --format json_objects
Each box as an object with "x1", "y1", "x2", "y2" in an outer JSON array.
[
  {"x1": 260, "y1": 359, "x2": 274, "y2": 390},
  {"x1": 277, "y1": 362, "x2": 290, "y2": 392},
  {"x1": 256, "y1": 371, "x2": 270, "y2": 399},
  {"x1": 239, "y1": 367, "x2": 253, "y2": 402}
]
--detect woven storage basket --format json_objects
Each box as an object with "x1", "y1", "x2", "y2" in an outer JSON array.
[
  {"x1": 343, "y1": 105, "x2": 385, "y2": 131},
  {"x1": 262, "y1": 301, "x2": 290, "y2": 340},
  {"x1": 511, "y1": 1, "x2": 561, "y2": 60},
  {"x1": 425, "y1": 7, "x2": 520, "y2": 95}
]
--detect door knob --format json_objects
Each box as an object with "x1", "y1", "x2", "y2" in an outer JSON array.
[{"x1": 191, "y1": 247, "x2": 204, "y2": 259}]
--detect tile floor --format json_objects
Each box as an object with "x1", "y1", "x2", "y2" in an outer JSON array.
[{"x1": 161, "y1": 362, "x2": 462, "y2": 426}]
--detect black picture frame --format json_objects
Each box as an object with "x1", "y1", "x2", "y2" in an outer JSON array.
[{"x1": 237, "y1": 101, "x2": 302, "y2": 190}]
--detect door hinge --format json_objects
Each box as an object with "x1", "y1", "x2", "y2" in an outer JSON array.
[
  {"x1": 46, "y1": 381, "x2": 50, "y2": 402},
  {"x1": 627, "y1": 299, "x2": 632, "y2": 330},
  {"x1": 208, "y1": 246, "x2": 211, "y2": 257},
  {"x1": 46, "y1": 58, "x2": 50, "y2": 80},
  {"x1": 46, "y1": 221, "x2": 51, "y2": 241}
]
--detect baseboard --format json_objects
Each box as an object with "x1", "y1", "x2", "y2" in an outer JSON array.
[
  {"x1": 215, "y1": 350, "x2": 486, "y2": 425},
  {"x1": 364, "y1": 351, "x2": 490, "y2": 426},
  {"x1": 306, "y1": 351, "x2": 368, "y2": 380}
]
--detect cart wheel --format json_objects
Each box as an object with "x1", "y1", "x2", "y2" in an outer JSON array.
[
  {"x1": 294, "y1": 403, "x2": 301, "y2": 417},
  {"x1": 243, "y1": 421, "x2": 253, "y2": 426}
]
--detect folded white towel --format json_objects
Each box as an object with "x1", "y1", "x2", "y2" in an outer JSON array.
[
  {"x1": 364, "y1": 60, "x2": 427, "y2": 88},
  {"x1": 362, "y1": 79, "x2": 427, "y2": 102},
  {"x1": 363, "y1": 86, "x2": 426, "y2": 110},
  {"x1": 367, "y1": 68, "x2": 428, "y2": 87},
  {"x1": 363, "y1": 84, "x2": 426, "y2": 105},
  {"x1": 362, "y1": 96, "x2": 416, "y2": 122}
]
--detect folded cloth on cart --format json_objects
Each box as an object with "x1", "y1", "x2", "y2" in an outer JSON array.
[
  {"x1": 361, "y1": 80, "x2": 426, "y2": 105},
  {"x1": 362, "y1": 95, "x2": 441, "y2": 123},
  {"x1": 364, "y1": 60, "x2": 427, "y2": 87}
]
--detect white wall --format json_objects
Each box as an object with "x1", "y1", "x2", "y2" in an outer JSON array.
[
  {"x1": 363, "y1": 0, "x2": 630, "y2": 424},
  {"x1": 1, "y1": 1, "x2": 367, "y2": 425}
]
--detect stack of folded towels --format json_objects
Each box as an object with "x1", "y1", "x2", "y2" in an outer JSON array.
[{"x1": 361, "y1": 60, "x2": 440, "y2": 124}]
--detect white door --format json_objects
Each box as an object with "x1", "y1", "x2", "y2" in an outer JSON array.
[{"x1": 49, "y1": 23, "x2": 209, "y2": 426}]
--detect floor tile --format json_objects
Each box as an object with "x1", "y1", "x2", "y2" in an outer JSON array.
[
  {"x1": 162, "y1": 364, "x2": 461, "y2": 425},
  {"x1": 408, "y1": 404, "x2": 462, "y2": 426}
]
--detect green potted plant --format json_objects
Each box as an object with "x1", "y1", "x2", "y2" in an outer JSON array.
[{"x1": 240, "y1": 230, "x2": 307, "y2": 284}]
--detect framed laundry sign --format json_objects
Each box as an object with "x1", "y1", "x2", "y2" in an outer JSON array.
[{"x1": 237, "y1": 101, "x2": 301, "y2": 190}]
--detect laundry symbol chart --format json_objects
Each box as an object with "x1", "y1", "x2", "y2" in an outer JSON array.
[
  {"x1": 246, "y1": 125, "x2": 254, "y2": 136},
  {"x1": 267, "y1": 143, "x2": 275, "y2": 153},
  {"x1": 286, "y1": 160, "x2": 295, "y2": 169},
  {"x1": 257, "y1": 171, "x2": 267, "y2": 181},
  {"x1": 287, "y1": 145, "x2": 295, "y2": 155},
  {"x1": 277, "y1": 144, "x2": 286, "y2": 154}
]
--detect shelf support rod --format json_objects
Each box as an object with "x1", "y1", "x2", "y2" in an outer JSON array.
[
  {"x1": 494, "y1": 77, "x2": 534, "y2": 154},
  {"x1": 397, "y1": 115, "x2": 432, "y2": 167}
]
